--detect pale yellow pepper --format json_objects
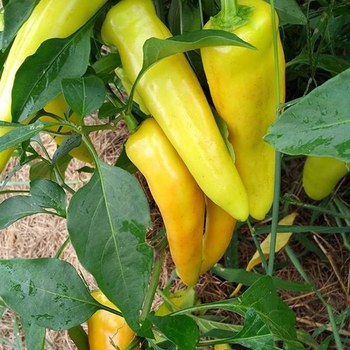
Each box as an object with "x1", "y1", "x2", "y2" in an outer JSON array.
[
  {"x1": 201, "y1": 0, "x2": 285, "y2": 220},
  {"x1": 101, "y1": 0, "x2": 249, "y2": 222},
  {"x1": 0, "y1": 0, "x2": 107, "y2": 173}
]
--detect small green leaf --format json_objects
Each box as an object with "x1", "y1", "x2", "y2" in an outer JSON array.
[
  {"x1": 114, "y1": 143, "x2": 137, "y2": 173},
  {"x1": 0, "y1": 258, "x2": 99, "y2": 331},
  {"x1": 11, "y1": 23, "x2": 92, "y2": 122},
  {"x1": 148, "y1": 313, "x2": 199, "y2": 350},
  {"x1": 92, "y1": 52, "x2": 121, "y2": 76},
  {"x1": 61, "y1": 75, "x2": 106, "y2": 117},
  {"x1": 30, "y1": 179, "x2": 66, "y2": 216},
  {"x1": 68, "y1": 325, "x2": 89, "y2": 350},
  {"x1": 67, "y1": 160, "x2": 153, "y2": 333},
  {"x1": 227, "y1": 309, "x2": 276, "y2": 349},
  {"x1": 0, "y1": 299, "x2": 6, "y2": 318},
  {"x1": 1, "y1": 0, "x2": 39, "y2": 50},
  {"x1": 211, "y1": 265, "x2": 312, "y2": 292},
  {"x1": 0, "y1": 196, "x2": 49, "y2": 229},
  {"x1": 21, "y1": 317, "x2": 46, "y2": 350},
  {"x1": 168, "y1": 0, "x2": 202, "y2": 35},
  {"x1": 212, "y1": 108, "x2": 235, "y2": 161},
  {"x1": 234, "y1": 277, "x2": 304, "y2": 349},
  {"x1": 174, "y1": 277, "x2": 304, "y2": 349},
  {"x1": 265, "y1": 68, "x2": 350, "y2": 162},
  {"x1": 0, "y1": 120, "x2": 47, "y2": 152},
  {"x1": 142, "y1": 29, "x2": 254, "y2": 73},
  {"x1": 273, "y1": 0, "x2": 307, "y2": 25},
  {"x1": 97, "y1": 101, "x2": 125, "y2": 119},
  {"x1": 286, "y1": 53, "x2": 350, "y2": 75},
  {"x1": 29, "y1": 155, "x2": 72, "y2": 181},
  {"x1": 129, "y1": 29, "x2": 254, "y2": 110},
  {"x1": 51, "y1": 134, "x2": 83, "y2": 165}
]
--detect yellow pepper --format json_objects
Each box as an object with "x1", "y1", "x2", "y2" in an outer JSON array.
[
  {"x1": 115, "y1": 67, "x2": 235, "y2": 279},
  {"x1": 88, "y1": 290, "x2": 139, "y2": 350},
  {"x1": 214, "y1": 344, "x2": 232, "y2": 350},
  {"x1": 302, "y1": 156, "x2": 349, "y2": 200},
  {"x1": 126, "y1": 117, "x2": 205, "y2": 286},
  {"x1": 101, "y1": 0, "x2": 249, "y2": 222},
  {"x1": 155, "y1": 288, "x2": 200, "y2": 317},
  {"x1": 0, "y1": 0, "x2": 107, "y2": 173},
  {"x1": 201, "y1": 0, "x2": 285, "y2": 220},
  {"x1": 200, "y1": 197, "x2": 237, "y2": 275}
]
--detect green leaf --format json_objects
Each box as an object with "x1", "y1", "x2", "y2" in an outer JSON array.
[
  {"x1": 68, "y1": 325, "x2": 89, "y2": 350},
  {"x1": 142, "y1": 29, "x2": 254, "y2": 73},
  {"x1": 1, "y1": 0, "x2": 39, "y2": 50},
  {"x1": 0, "y1": 196, "x2": 49, "y2": 229},
  {"x1": 0, "y1": 258, "x2": 99, "y2": 330},
  {"x1": 11, "y1": 23, "x2": 92, "y2": 122},
  {"x1": 273, "y1": 0, "x2": 307, "y2": 25},
  {"x1": 51, "y1": 134, "x2": 83, "y2": 165},
  {"x1": 97, "y1": 100, "x2": 125, "y2": 119},
  {"x1": 0, "y1": 120, "x2": 47, "y2": 152},
  {"x1": 61, "y1": 75, "x2": 106, "y2": 117},
  {"x1": 30, "y1": 179, "x2": 66, "y2": 217},
  {"x1": 212, "y1": 107, "x2": 235, "y2": 161},
  {"x1": 148, "y1": 313, "x2": 199, "y2": 350},
  {"x1": 175, "y1": 277, "x2": 304, "y2": 349},
  {"x1": 264, "y1": 68, "x2": 350, "y2": 162},
  {"x1": 114, "y1": 143, "x2": 138, "y2": 173},
  {"x1": 227, "y1": 309, "x2": 277, "y2": 349},
  {"x1": 67, "y1": 160, "x2": 153, "y2": 333},
  {"x1": 0, "y1": 299, "x2": 6, "y2": 318},
  {"x1": 21, "y1": 317, "x2": 46, "y2": 350},
  {"x1": 286, "y1": 53, "x2": 350, "y2": 75},
  {"x1": 195, "y1": 316, "x2": 242, "y2": 336},
  {"x1": 211, "y1": 265, "x2": 312, "y2": 292},
  {"x1": 167, "y1": 0, "x2": 202, "y2": 35},
  {"x1": 128, "y1": 29, "x2": 255, "y2": 110},
  {"x1": 92, "y1": 52, "x2": 121, "y2": 76},
  {"x1": 232, "y1": 277, "x2": 304, "y2": 349},
  {"x1": 29, "y1": 155, "x2": 72, "y2": 181}
]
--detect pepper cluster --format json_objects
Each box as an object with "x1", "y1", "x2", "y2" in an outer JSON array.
[
  {"x1": 101, "y1": 0, "x2": 285, "y2": 287},
  {"x1": 0, "y1": 0, "x2": 285, "y2": 290}
]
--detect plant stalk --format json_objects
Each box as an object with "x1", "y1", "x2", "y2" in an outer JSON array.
[
  {"x1": 267, "y1": 0, "x2": 283, "y2": 277},
  {"x1": 221, "y1": 0, "x2": 239, "y2": 20},
  {"x1": 140, "y1": 237, "x2": 167, "y2": 322}
]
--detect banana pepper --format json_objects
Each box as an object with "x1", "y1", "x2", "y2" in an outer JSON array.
[
  {"x1": 88, "y1": 290, "x2": 139, "y2": 350},
  {"x1": 201, "y1": 0, "x2": 286, "y2": 220},
  {"x1": 101, "y1": 0, "x2": 249, "y2": 222},
  {"x1": 117, "y1": 66, "x2": 235, "y2": 279},
  {"x1": 0, "y1": 0, "x2": 106, "y2": 173},
  {"x1": 302, "y1": 156, "x2": 349, "y2": 200},
  {"x1": 126, "y1": 117, "x2": 205, "y2": 286},
  {"x1": 200, "y1": 197, "x2": 237, "y2": 275}
]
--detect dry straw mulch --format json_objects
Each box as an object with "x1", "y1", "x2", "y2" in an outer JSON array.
[{"x1": 0, "y1": 119, "x2": 349, "y2": 349}]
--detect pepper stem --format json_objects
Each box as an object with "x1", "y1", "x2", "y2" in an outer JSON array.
[
  {"x1": 221, "y1": 0, "x2": 239, "y2": 21},
  {"x1": 211, "y1": 0, "x2": 253, "y2": 31}
]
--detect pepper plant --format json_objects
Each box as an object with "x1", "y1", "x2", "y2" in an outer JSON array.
[{"x1": 0, "y1": 0, "x2": 349, "y2": 349}]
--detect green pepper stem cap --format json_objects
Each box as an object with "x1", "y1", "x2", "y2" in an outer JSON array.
[{"x1": 211, "y1": 0, "x2": 254, "y2": 31}]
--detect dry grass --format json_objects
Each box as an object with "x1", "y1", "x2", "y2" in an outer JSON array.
[{"x1": 0, "y1": 120, "x2": 349, "y2": 349}]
